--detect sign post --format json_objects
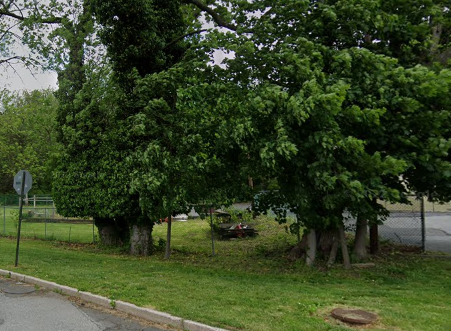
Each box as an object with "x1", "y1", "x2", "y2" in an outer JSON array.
[{"x1": 13, "y1": 170, "x2": 32, "y2": 267}]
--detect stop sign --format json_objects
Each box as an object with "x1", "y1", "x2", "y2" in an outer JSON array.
[{"x1": 13, "y1": 170, "x2": 32, "y2": 195}]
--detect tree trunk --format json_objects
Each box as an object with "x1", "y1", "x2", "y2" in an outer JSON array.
[
  {"x1": 306, "y1": 229, "x2": 317, "y2": 266},
  {"x1": 165, "y1": 215, "x2": 172, "y2": 259},
  {"x1": 370, "y1": 224, "x2": 379, "y2": 255},
  {"x1": 115, "y1": 216, "x2": 130, "y2": 246},
  {"x1": 327, "y1": 232, "x2": 339, "y2": 267},
  {"x1": 130, "y1": 224, "x2": 153, "y2": 256},
  {"x1": 95, "y1": 218, "x2": 120, "y2": 246},
  {"x1": 339, "y1": 224, "x2": 352, "y2": 270},
  {"x1": 353, "y1": 215, "x2": 368, "y2": 261}
]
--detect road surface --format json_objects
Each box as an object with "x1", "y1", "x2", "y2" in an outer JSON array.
[{"x1": 0, "y1": 276, "x2": 169, "y2": 331}]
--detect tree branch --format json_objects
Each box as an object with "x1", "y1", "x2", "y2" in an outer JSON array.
[
  {"x1": 182, "y1": 0, "x2": 237, "y2": 31},
  {"x1": 0, "y1": 9, "x2": 62, "y2": 24},
  {"x1": 164, "y1": 28, "x2": 208, "y2": 50},
  {"x1": 0, "y1": 56, "x2": 22, "y2": 65}
]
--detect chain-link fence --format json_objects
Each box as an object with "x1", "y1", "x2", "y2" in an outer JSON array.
[
  {"x1": 3, "y1": 194, "x2": 447, "y2": 250},
  {"x1": 379, "y1": 197, "x2": 425, "y2": 248},
  {"x1": 1, "y1": 195, "x2": 96, "y2": 243}
]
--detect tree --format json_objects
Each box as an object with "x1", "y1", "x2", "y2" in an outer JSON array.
[
  {"x1": 88, "y1": 0, "x2": 253, "y2": 254},
  {"x1": 0, "y1": 89, "x2": 60, "y2": 193},
  {"x1": 177, "y1": 0, "x2": 451, "y2": 264}
]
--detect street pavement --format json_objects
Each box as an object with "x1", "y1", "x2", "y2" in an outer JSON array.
[
  {"x1": 425, "y1": 214, "x2": 451, "y2": 253},
  {"x1": 0, "y1": 277, "x2": 169, "y2": 331}
]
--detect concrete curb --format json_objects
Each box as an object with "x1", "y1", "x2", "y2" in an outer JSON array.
[{"x1": 0, "y1": 269, "x2": 229, "y2": 331}]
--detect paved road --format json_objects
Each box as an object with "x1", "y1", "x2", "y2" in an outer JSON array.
[
  {"x1": 0, "y1": 277, "x2": 168, "y2": 331},
  {"x1": 425, "y1": 214, "x2": 451, "y2": 253}
]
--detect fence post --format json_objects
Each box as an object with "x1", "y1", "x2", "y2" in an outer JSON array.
[
  {"x1": 45, "y1": 208, "x2": 47, "y2": 240},
  {"x1": 210, "y1": 207, "x2": 215, "y2": 257},
  {"x1": 421, "y1": 196, "x2": 426, "y2": 252}
]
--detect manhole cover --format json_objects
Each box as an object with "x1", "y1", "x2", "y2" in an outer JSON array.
[
  {"x1": 3, "y1": 283, "x2": 36, "y2": 295},
  {"x1": 331, "y1": 308, "x2": 378, "y2": 325}
]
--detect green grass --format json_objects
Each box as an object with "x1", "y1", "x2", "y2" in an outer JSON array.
[
  {"x1": 0, "y1": 206, "x2": 96, "y2": 243},
  {"x1": 0, "y1": 216, "x2": 450, "y2": 331}
]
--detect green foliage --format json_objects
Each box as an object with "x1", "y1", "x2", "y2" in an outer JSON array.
[
  {"x1": 92, "y1": 0, "x2": 187, "y2": 87},
  {"x1": 0, "y1": 90, "x2": 60, "y2": 194},
  {"x1": 179, "y1": 0, "x2": 451, "y2": 233},
  {"x1": 5, "y1": 0, "x2": 451, "y2": 249}
]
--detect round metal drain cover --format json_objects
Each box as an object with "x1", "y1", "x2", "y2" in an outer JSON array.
[
  {"x1": 3, "y1": 283, "x2": 36, "y2": 294},
  {"x1": 331, "y1": 308, "x2": 377, "y2": 325}
]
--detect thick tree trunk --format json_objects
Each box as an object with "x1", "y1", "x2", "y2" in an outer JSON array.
[
  {"x1": 353, "y1": 215, "x2": 368, "y2": 261},
  {"x1": 95, "y1": 218, "x2": 120, "y2": 246},
  {"x1": 306, "y1": 229, "x2": 317, "y2": 266},
  {"x1": 115, "y1": 216, "x2": 130, "y2": 246},
  {"x1": 130, "y1": 224, "x2": 153, "y2": 256}
]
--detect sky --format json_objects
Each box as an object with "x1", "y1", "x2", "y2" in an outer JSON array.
[
  {"x1": 1, "y1": 12, "x2": 226, "y2": 92},
  {"x1": 1, "y1": 67, "x2": 58, "y2": 91},
  {"x1": 2, "y1": 51, "x2": 226, "y2": 92},
  {"x1": 1, "y1": 40, "x2": 58, "y2": 91}
]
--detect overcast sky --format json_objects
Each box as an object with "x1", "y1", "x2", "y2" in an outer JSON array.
[
  {"x1": 1, "y1": 15, "x2": 227, "y2": 92},
  {"x1": 1, "y1": 67, "x2": 58, "y2": 91},
  {"x1": 1, "y1": 40, "x2": 58, "y2": 92}
]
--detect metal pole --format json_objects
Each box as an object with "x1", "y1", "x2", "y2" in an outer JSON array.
[
  {"x1": 210, "y1": 206, "x2": 215, "y2": 256},
  {"x1": 15, "y1": 171, "x2": 26, "y2": 267},
  {"x1": 421, "y1": 195, "x2": 426, "y2": 253},
  {"x1": 3, "y1": 204, "x2": 6, "y2": 235}
]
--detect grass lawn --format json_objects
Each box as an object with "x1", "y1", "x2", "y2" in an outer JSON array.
[
  {"x1": 0, "y1": 216, "x2": 450, "y2": 331},
  {"x1": 1, "y1": 206, "x2": 95, "y2": 243}
]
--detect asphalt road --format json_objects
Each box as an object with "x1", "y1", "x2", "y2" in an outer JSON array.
[
  {"x1": 425, "y1": 214, "x2": 451, "y2": 253},
  {"x1": 0, "y1": 277, "x2": 169, "y2": 331},
  {"x1": 378, "y1": 213, "x2": 451, "y2": 253}
]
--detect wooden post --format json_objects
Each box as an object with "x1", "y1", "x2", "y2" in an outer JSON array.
[
  {"x1": 370, "y1": 224, "x2": 379, "y2": 255},
  {"x1": 210, "y1": 207, "x2": 215, "y2": 256},
  {"x1": 165, "y1": 215, "x2": 172, "y2": 259}
]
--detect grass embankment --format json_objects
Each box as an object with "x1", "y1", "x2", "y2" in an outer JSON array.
[{"x1": 0, "y1": 216, "x2": 450, "y2": 331}]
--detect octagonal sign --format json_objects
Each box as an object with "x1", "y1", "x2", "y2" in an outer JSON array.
[{"x1": 13, "y1": 170, "x2": 32, "y2": 195}]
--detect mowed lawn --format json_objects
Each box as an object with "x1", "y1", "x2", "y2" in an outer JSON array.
[
  {"x1": 0, "y1": 216, "x2": 450, "y2": 331},
  {"x1": 0, "y1": 206, "x2": 95, "y2": 243}
]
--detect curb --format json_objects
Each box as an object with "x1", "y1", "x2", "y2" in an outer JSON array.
[{"x1": 0, "y1": 269, "x2": 229, "y2": 331}]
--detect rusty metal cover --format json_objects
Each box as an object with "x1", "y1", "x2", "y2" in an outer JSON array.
[{"x1": 331, "y1": 308, "x2": 378, "y2": 325}]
